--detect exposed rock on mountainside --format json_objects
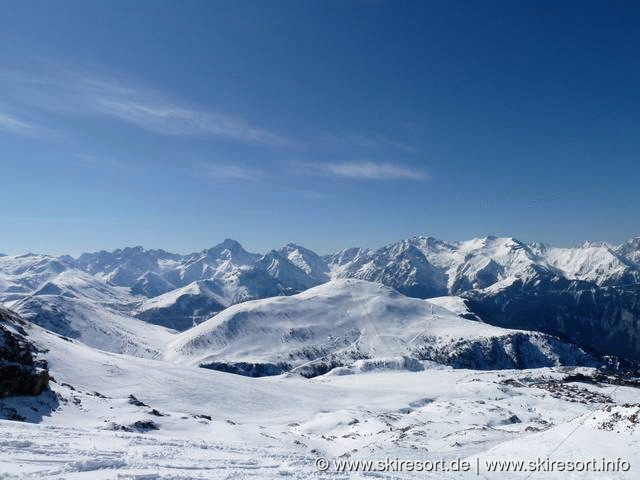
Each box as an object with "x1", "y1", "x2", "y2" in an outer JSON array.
[
  {"x1": 464, "y1": 282, "x2": 640, "y2": 361},
  {"x1": 0, "y1": 306, "x2": 49, "y2": 398}
]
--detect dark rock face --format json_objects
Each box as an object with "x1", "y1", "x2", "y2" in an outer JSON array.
[
  {"x1": 411, "y1": 332, "x2": 597, "y2": 370},
  {"x1": 136, "y1": 292, "x2": 226, "y2": 330},
  {"x1": 200, "y1": 361, "x2": 288, "y2": 377},
  {"x1": 464, "y1": 282, "x2": 640, "y2": 362},
  {"x1": 0, "y1": 363, "x2": 49, "y2": 398},
  {"x1": 0, "y1": 307, "x2": 49, "y2": 398}
]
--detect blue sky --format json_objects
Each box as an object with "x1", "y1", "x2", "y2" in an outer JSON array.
[{"x1": 0, "y1": 1, "x2": 638, "y2": 255}]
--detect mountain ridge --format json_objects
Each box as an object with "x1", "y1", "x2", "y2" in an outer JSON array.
[{"x1": 2, "y1": 235, "x2": 640, "y2": 363}]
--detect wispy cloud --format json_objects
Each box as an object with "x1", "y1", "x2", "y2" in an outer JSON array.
[
  {"x1": 0, "y1": 112, "x2": 47, "y2": 138},
  {"x1": 1, "y1": 68, "x2": 290, "y2": 147},
  {"x1": 320, "y1": 132, "x2": 419, "y2": 154},
  {"x1": 291, "y1": 160, "x2": 428, "y2": 181},
  {"x1": 204, "y1": 164, "x2": 262, "y2": 181},
  {"x1": 73, "y1": 153, "x2": 264, "y2": 182}
]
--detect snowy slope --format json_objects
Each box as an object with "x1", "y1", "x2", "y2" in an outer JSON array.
[
  {"x1": 167, "y1": 279, "x2": 594, "y2": 376},
  {"x1": 10, "y1": 294, "x2": 174, "y2": 358},
  {"x1": 130, "y1": 271, "x2": 176, "y2": 297},
  {"x1": 135, "y1": 280, "x2": 227, "y2": 330},
  {"x1": 0, "y1": 316, "x2": 637, "y2": 479},
  {"x1": 1, "y1": 236, "x2": 640, "y2": 478},
  {"x1": 0, "y1": 264, "x2": 172, "y2": 358}
]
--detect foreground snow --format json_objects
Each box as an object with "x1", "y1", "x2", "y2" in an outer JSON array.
[{"x1": 0, "y1": 321, "x2": 638, "y2": 478}]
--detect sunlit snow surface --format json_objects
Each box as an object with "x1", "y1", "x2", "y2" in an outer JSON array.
[
  {"x1": 1, "y1": 243, "x2": 640, "y2": 478},
  {"x1": 1, "y1": 321, "x2": 639, "y2": 479}
]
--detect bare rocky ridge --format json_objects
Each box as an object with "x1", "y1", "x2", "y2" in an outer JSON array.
[{"x1": 0, "y1": 306, "x2": 49, "y2": 398}]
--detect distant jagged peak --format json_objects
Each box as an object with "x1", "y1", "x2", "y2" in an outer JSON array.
[
  {"x1": 202, "y1": 239, "x2": 260, "y2": 264},
  {"x1": 15, "y1": 252, "x2": 45, "y2": 258},
  {"x1": 610, "y1": 237, "x2": 640, "y2": 269},
  {"x1": 615, "y1": 237, "x2": 640, "y2": 253},
  {"x1": 207, "y1": 238, "x2": 245, "y2": 253},
  {"x1": 275, "y1": 243, "x2": 329, "y2": 280},
  {"x1": 528, "y1": 241, "x2": 548, "y2": 252},
  {"x1": 120, "y1": 245, "x2": 145, "y2": 254},
  {"x1": 455, "y1": 237, "x2": 535, "y2": 263},
  {"x1": 578, "y1": 240, "x2": 612, "y2": 249},
  {"x1": 277, "y1": 243, "x2": 326, "y2": 264},
  {"x1": 461, "y1": 235, "x2": 526, "y2": 249},
  {"x1": 205, "y1": 239, "x2": 252, "y2": 256},
  {"x1": 383, "y1": 239, "x2": 430, "y2": 258},
  {"x1": 395, "y1": 235, "x2": 531, "y2": 257},
  {"x1": 409, "y1": 235, "x2": 456, "y2": 250},
  {"x1": 279, "y1": 242, "x2": 319, "y2": 256},
  {"x1": 75, "y1": 246, "x2": 182, "y2": 269},
  {"x1": 0, "y1": 253, "x2": 70, "y2": 276}
]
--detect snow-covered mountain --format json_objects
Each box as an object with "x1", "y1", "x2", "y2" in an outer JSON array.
[
  {"x1": 6, "y1": 236, "x2": 640, "y2": 306},
  {"x1": 73, "y1": 246, "x2": 182, "y2": 287},
  {"x1": 2, "y1": 237, "x2": 640, "y2": 478},
  {"x1": 0, "y1": 254, "x2": 72, "y2": 302},
  {"x1": 2, "y1": 235, "x2": 640, "y2": 362},
  {"x1": 326, "y1": 236, "x2": 640, "y2": 362},
  {"x1": 0, "y1": 262, "x2": 174, "y2": 358},
  {"x1": 330, "y1": 236, "x2": 640, "y2": 296},
  {"x1": 1, "y1": 303, "x2": 639, "y2": 478},
  {"x1": 167, "y1": 279, "x2": 594, "y2": 376},
  {"x1": 135, "y1": 280, "x2": 228, "y2": 331}
]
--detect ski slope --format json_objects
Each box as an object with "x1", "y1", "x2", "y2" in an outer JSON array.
[{"x1": 0, "y1": 320, "x2": 637, "y2": 478}]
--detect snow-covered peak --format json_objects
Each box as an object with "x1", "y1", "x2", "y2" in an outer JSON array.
[
  {"x1": 74, "y1": 246, "x2": 181, "y2": 284},
  {"x1": 616, "y1": 237, "x2": 640, "y2": 265},
  {"x1": 257, "y1": 249, "x2": 324, "y2": 291},
  {"x1": 167, "y1": 279, "x2": 593, "y2": 376},
  {"x1": 277, "y1": 243, "x2": 329, "y2": 282},
  {"x1": 544, "y1": 243, "x2": 640, "y2": 286},
  {"x1": 203, "y1": 239, "x2": 259, "y2": 265}
]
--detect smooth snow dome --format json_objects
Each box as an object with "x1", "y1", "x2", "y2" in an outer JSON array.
[
  {"x1": 167, "y1": 279, "x2": 592, "y2": 374},
  {"x1": 166, "y1": 279, "x2": 490, "y2": 361}
]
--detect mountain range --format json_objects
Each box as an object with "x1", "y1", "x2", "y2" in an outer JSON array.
[
  {"x1": 2, "y1": 235, "x2": 640, "y2": 478},
  {"x1": 2, "y1": 235, "x2": 640, "y2": 367}
]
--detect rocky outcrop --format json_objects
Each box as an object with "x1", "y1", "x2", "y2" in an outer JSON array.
[
  {"x1": 411, "y1": 332, "x2": 597, "y2": 370},
  {"x1": 0, "y1": 307, "x2": 49, "y2": 398},
  {"x1": 464, "y1": 282, "x2": 640, "y2": 362}
]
